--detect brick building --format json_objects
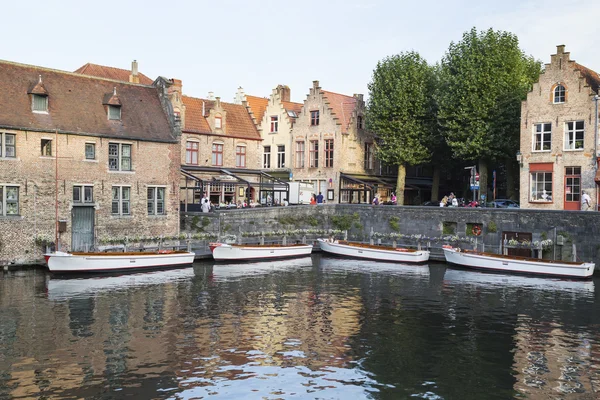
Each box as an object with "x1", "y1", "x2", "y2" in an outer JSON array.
[
  {"x1": 0, "y1": 60, "x2": 181, "y2": 265},
  {"x1": 290, "y1": 80, "x2": 384, "y2": 203},
  {"x1": 519, "y1": 45, "x2": 600, "y2": 210}
]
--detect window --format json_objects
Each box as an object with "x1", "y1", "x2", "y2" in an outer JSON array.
[
  {"x1": 0, "y1": 185, "x2": 19, "y2": 216},
  {"x1": 364, "y1": 143, "x2": 374, "y2": 169},
  {"x1": 310, "y1": 110, "x2": 319, "y2": 126},
  {"x1": 533, "y1": 123, "x2": 551, "y2": 151},
  {"x1": 565, "y1": 167, "x2": 581, "y2": 202},
  {"x1": 108, "y1": 105, "x2": 121, "y2": 120},
  {"x1": 565, "y1": 121, "x2": 584, "y2": 150},
  {"x1": 0, "y1": 133, "x2": 16, "y2": 158},
  {"x1": 236, "y1": 145, "x2": 246, "y2": 168},
  {"x1": 41, "y1": 139, "x2": 52, "y2": 156},
  {"x1": 277, "y1": 145, "x2": 285, "y2": 168},
  {"x1": 112, "y1": 186, "x2": 131, "y2": 215},
  {"x1": 186, "y1": 141, "x2": 199, "y2": 165},
  {"x1": 295, "y1": 141, "x2": 305, "y2": 168},
  {"x1": 108, "y1": 143, "x2": 132, "y2": 171},
  {"x1": 309, "y1": 140, "x2": 319, "y2": 168},
  {"x1": 287, "y1": 110, "x2": 297, "y2": 118},
  {"x1": 530, "y1": 172, "x2": 552, "y2": 202},
  {"x1": 554, "y1": 85, "x2": 566, "y2": 103},
  {"x1": 212, "y1": 143, "x2": 223, "y2": 166},
  {"x1": 32, "y1": 94, "x2": 48, "y2": 112},
  {"x1": 215, "y1": 116, "x2": 222, "y2": 129},
  {"x1": 263, "y1": 146, "x2": 271, "y2": 168},
  {"x1": 325, "y1": 139, "x2": 334, "y2": 168},
  {"x1": 85, "y1": 143, "x2": 96, "y2": 160},
  {"x1": 270, "y1": 116, "x2": 279, "y2": 133},
  {"x1": 147, "y1": 187, "x2": 165, "y2": 215},
  {"x1": 357, "y1": 116, "x2": 363, "y2": 129},
  {"x1": 73, "y1": 185, "x2": 94, "y2": 204}
]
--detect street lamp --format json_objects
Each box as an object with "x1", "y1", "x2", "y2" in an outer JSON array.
[{"x1": 516, "y1": 150, "x2": 523, "y2": 167}]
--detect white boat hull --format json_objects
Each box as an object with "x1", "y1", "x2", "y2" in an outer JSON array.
[
  {"x1": 45, "y1": 251, "x2": 196, "y2": 273},
  {"x1": 317, "y1": 239, "x2": 430, "y2": 263},
  {"x1": 210, "y1": 243, "x2": 313, "y2": 261},
  {"x1": 442, "y1": 247, "x2": 595, "y2": 279}
]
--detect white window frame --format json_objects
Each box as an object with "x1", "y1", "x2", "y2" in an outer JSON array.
[
  {"x1": 263, "y1": 146, "x2": 271, "y2": 169},
  {"x1": 533, "y1": 123, "x2": 552, "y2": 152},
  {"x1": 215, "y1": 116, "x2": 222, "y2": 129},
  {"x1": 309, "y1": 140, "x2": 319, "y2": 168},
  {"x1": 0, "y1": 133, "x2": 16, "y2": 158},
  {"x1": 296, "y1": 141, "x2": 305, "y2": 168},
  {"x1": 530, "y1": 172, "x2": 553, "y2": 202},
  {"x1": 147, "y1": 186, "x2": 166, "y2": 215},
  {"x1": 564, "y1": 120, "x2": 584, "y2": 151},
  {"x1": 0, "y1": 184, "x2": 19, "y2": 216},
  {"x1": 553, "y1": 85, "x2": 566, "y2": 104},
  {"x1": 32, "y1": 94, "x2": 48, "y2": 113},
  {"x1": 108, "y1": 143, "x2": 132, "y2": 171},
  {"x1": 73, "y1": 184, "x2": 94, "y2": 204},
  {"x1": 270, "y1": 116, "x2": 279, "y2": 133},
  {"x1": 108, "y1": 105, "x2": 121, "y2": 120},
  {"x1": 112, "y1": 186, "x2": 131, "y2": 216},
  {"x1": 277, "y1": 145, "x2": 285, "y2": 168}
]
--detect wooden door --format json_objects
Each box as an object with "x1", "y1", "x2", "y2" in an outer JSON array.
[{"x1": 564, "y1": 166, "x2": 581, "y2": 210}]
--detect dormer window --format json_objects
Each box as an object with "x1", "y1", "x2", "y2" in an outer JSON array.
[
  {"x1": 553, "y1": 84, "x2": 566, "y2": 103},
  {"x1": 108, "y1": 105, "x2": 121, "y2": 120},
  {"x1": 32, "y1": 94, "x2": 48, "y2": 113},
  {"x1": 215, "y1": 116, "x2": 222, "y2": 129},
  {"x1": 29, "y1": 75, "x2": 49, "y2": 114}
]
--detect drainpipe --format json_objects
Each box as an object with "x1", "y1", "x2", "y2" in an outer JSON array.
[{"x1": 595, "y1": 94, "x2": 599, "y2": 210}]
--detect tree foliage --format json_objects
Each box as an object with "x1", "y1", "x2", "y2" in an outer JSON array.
[
  {"x1": 366, "y1": 51, "x2": 436, "y2": 166},
  {"x1": 437, "y1": 27, "x2": 541, "y2": 162}
]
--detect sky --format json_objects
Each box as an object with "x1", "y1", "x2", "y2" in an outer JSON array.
[{"x1": 3, "y1": 0, "x2": 599, "y2": 104}]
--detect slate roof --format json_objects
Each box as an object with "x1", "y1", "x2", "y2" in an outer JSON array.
[
  {"x1": 182, "y1": 95, "x2": 261, "y2": 140},
  {"x1": 321, "y1": 90, "x2": 357, "y2": 133},
  {"x1": 0, "y1": 60, "x2": 175, "y2": 142},
  {"x1": 74, "y1": 63, "x2": 154, "y2": 85}
]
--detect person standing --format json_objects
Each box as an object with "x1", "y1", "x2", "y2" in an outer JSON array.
[
  {"x1": 201, "y1": 198, "x2": 211, "y2": 213},
  {"x1": 391, "y1": 193, "x2": 397, "y2": 205},
  {"x1": 310, "y1": 194, "x2": 317, "y2": 205},
  {"x1": 316, "y1": 192, "x2": 324, "y2": 204},
  {"x1": 581, "y1": 190, "x2": 592, "y2": 211}
]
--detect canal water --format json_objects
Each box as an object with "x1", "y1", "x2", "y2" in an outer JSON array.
[{"x1": 1, "y1": 255, "x2": 599, "y2": 399}]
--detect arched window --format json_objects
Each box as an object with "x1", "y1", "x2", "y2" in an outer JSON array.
[{"x1": 553, "y1": 85, "x2": 566, "y2": 103}]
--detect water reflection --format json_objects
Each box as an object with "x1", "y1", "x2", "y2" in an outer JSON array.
[{"x1": 0, "y1": 258, "x2": 599, "y2": 399}]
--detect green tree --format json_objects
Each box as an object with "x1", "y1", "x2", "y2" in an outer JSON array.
[
  {"x1": 366, "y1": 51, "x2": 437, "y2": 205},
  {"x1": 437, "y1": 27, "x2": 541, "y2": 201}
]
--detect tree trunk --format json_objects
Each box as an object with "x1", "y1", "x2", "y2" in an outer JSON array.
[
  {"x1": 506, "y1": 158, "x2": 517, "y2": 200},
  {"x1": 431, "y1": 165, "x2": 440, "y2": 202},
  {"x1": 396, "y1": 164, "x2": 406, "y2": 205},
  {"x1": 478, "y1": 159, "x2": 488, "y2": 203}
]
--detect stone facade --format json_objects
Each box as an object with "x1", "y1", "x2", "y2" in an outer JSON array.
[
  {"x1": 0, "y1": 61, "x2": 181, "y2": 266},
  {"x1": 519, "y1": 45, "x2": 600, "y2": 211},
  {"x1": 290, "y1": 81, "x2": 376, "y2": 203}
]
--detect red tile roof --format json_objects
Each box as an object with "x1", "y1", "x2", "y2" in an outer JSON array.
[
  {"x1": 182, "y1": 95, "x2": 261, "y2": 140},
  {"x1": 321, "y1": 90, "x2": 357, "y2": 133},
  {"x1": 0, "y1": 60, "x2": 175, "y2": 142},
  {"x1": 282, "y1": 101, "x2": 303, "y2": 115},
  {"x1": 245, "y1": 95, "x2": 269, "y2": 124},
  {"x1": 573, "y1": 62, "x2": 600, "y2": 93},
  {"x1": 74, "y1": 63, "x2": 154, "y2": 85}
]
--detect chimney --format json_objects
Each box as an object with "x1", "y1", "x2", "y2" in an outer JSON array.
[
  {"x1": 208, "y1": 91, "x2": 215, "y2": 100},
  {"x1": 215, "y1": 96, "x2": 221, "y2": 108},
  {"x1": 312, "y1": 80, "x2": 320, "y2": 89},
  {"x1": 556, "y1": 45, "x2": 565, "y2": 54},
  {"x1": 353, "y1": 93, "x2": 364, "y2": 102},
  {"x1": 277, "y1": 85, "x2": 291, "y2": 102},
  {"x1": 129, "y1": 60, "x2": 139, "y2": 83}
]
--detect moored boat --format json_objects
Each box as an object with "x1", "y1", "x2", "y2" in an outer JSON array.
[
  {"x1": 442, "y1": 245, "x2": 595, "y2": 279},
  {"x1": 317, "y1": 238, "x2": 430, "y2": 263},
  {"x1": 209, "y1": 242, "x2": 313, "y2": 261},
  {"x1": 44, "y1": 250, "x2": 196, "y2": 273}
]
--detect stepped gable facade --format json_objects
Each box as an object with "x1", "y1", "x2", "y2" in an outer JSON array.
[
  {"x1": 519, "y1": 45, "x2": 600, "y2": 210},
  {"x1": 0, "y1": 60, "x2": 181, "y2": 265},
  {"x1": 290, "y1": 80, "x2": 377, "y2": 203}
]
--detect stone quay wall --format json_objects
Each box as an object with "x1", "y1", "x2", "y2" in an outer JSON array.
[{"x1": 181, "y1": 205, "x2": 600, "y2": 267}]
